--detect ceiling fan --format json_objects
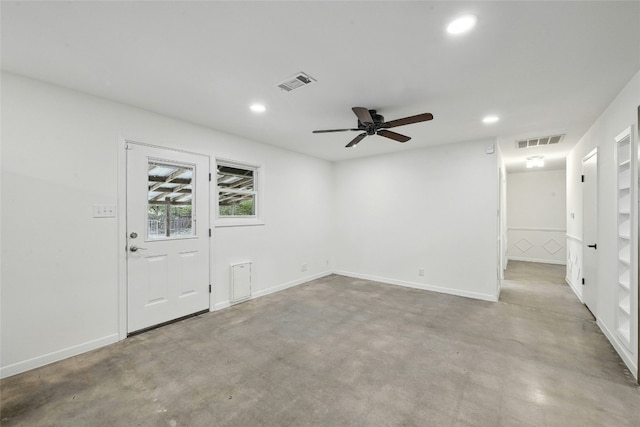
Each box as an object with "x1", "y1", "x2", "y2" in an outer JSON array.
[{"x1": 312, "y1": 107, "x2": 434, "y2": 148}]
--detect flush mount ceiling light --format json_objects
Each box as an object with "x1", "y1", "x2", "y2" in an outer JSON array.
[
  {"x1": 447, "y1": 14, "x2": 477, "y2": 35},
  {"x1": 249, "y1": 103, "x2": 266, "y2": 113},
  {"x1": 482, "y1": 115, "x2": 499, "y2": 124},
  {"x1": 526, "y1": 156, "x2": 545, "y2": 168}
]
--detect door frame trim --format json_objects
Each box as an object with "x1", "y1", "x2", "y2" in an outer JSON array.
[
  {"x1": 581, "y1": 148, "x2": 598, "y2": 317},
  {"x1": 582, "y1": 148, "x2": 597, "y2": 164},
  {"x1": 117, "y1": 137, "x2": 212, "y2": 340},
  {"x1": 117, "y1": 137, "x2": 128, "y2": 340}
]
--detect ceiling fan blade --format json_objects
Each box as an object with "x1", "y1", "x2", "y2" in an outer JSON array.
[
  {"x1": 383, "y1": 113, "x2": 433, "y2": 128},
  {"x1": 377, "y1": 129, "x2": 411, "y2": 143},
  {"x1": 352, "y1": 107, "x2": 374, "y2": 125},
  {"x1": 346, "y1": 133, "x2": 367, "y2": 148},
  {"x1": 312, "y1": 128, "x2": 360, "y2": 133}
]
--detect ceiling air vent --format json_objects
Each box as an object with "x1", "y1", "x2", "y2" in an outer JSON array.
[
  {"x1": 277, "y1": 72, "x2": 316, "y2": 92},
  {"x1": 516, "y1": 134, "x2": 564, "y2": 149}
]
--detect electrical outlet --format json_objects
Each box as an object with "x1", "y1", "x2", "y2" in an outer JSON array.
[
  {"x1": 93, "y1": 204, "x2": 116, "y2": 218},
  {"x1": 301, "y1": 264, "x2": 308, "y2": 272},
  {"x1": 418, "y1": 268, "x2": 425, "y2": 277}
]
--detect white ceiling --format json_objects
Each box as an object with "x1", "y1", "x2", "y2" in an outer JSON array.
[{"x1": 2, "y1": 1, "x2": 639, "y2": 171}]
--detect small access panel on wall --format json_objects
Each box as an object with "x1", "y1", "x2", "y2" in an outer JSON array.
[
  {"x1": 615, "y1": 127, "x2": 634, "y2": 351},
  {"x1": 231, "y1": 261, "x2": 252, "y2": 304}
]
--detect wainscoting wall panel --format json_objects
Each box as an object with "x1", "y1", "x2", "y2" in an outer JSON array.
[
  {"x1": 565, "y1": 234, "x2": 583, "y2": 301},
  {"x1": 507, "y1": 227, "x2": 566, "y2": 265}
]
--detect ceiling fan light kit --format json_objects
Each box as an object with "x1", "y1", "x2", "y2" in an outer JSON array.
[{"x1": 313, "y1": 107, "x2": 434, "y2": 148}]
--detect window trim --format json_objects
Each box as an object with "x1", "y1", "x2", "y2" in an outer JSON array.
[{"x1": 214, "y1": 158, "x2": 264, "y2": 227}]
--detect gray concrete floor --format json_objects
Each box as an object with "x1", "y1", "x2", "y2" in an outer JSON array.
[{"x1": 2, "y1": 261, "x2": 639, "y2": 426}]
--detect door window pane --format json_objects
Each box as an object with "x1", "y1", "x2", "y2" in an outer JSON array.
[{"x1": 148, "y1": 161, "x2": 194, "y2": 239}]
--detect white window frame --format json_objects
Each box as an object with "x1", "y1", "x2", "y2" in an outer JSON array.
[{"x1": 214, "y1": 158, "x2": 264, "y2": 227}]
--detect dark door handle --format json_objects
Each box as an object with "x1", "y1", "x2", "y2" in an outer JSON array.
[{"x1": 587, "y1": 244, "x2": 597, "y2": 249}]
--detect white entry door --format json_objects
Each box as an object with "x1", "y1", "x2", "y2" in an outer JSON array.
[
  {"x1": 126, "y1": 142, "x2": 210, "y2": 333},
  {"x1": 582, "y1": 150, "x2": 598, "y2": 316}
]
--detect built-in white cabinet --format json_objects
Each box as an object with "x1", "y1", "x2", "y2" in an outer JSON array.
[{"x1": 615, "y1": 128, "x2": 633, "y2": 349}]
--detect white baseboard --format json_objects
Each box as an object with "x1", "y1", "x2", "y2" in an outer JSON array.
[
  {"x1": 565, "y1": 276, "x2": 583, "y2": 303},
  {"x1": 1, "y1": 333, "x2": 119, "y2": 379},
  {"x1": 251, "y1": 271, "x2": 332, "y2": 298},
  {"x1": 212, "y1": 300, "x2": 231, "y2": 311},
  {"x1": 597, "y1": 319, "x2": 638, "y2": 380},
  {"x1": 333, "y1": 270, "x2": 498, "y2": 302},
  {"x1": 508, "y1": 256, "x2": 566, "y2": 265},
  {"x1": 211, "y1": 270, "x2": 333, "y2": 312}
]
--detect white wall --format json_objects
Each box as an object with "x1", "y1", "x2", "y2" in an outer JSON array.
[
  {"x1": 507, "y1": 170, "x2": 567, "y2": 265},
  {"x1": 0, "y1": 73, "x2": 333, "y2": 377},
  {"x1": 333, "y1": 139, "x2": 500, "y2": 302},
  {"x1": 566, "y1": 69, "x2": 640, "y2": 378}
]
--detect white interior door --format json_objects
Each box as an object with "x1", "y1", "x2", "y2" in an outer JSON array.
[
  {"x1": 582, "y1": 151, "x2": 598, "y2": 316},
  {"x1": 126, "y1": 143, "x2": 210, "y2": 333}
]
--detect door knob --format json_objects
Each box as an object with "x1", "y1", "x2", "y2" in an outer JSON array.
[
  {"x1": 587, "y1": 244, "x2": 597, "y2": 249},
  {"x1": 130, "y1": 245, "x2": 147, "y2": 252}
]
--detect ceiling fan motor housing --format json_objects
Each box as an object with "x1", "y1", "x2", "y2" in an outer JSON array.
[
  {"x1": 312, "y1": 106, "x2": 433, "y2": 147},
  {"x1": 358, "y1": 110, "x2": 385, "y2": 134},
  {"x1": 370, "y1": 110, "x2": 385, "y2": 124}
]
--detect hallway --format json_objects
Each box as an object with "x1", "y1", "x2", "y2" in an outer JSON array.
[
  {"x1": 501, "y1": 261, "x2": 590, "y2": 319},
  {"x1": 1, "y1": 263, "x2": 639, "y2": 426},
  {"x1": 501, "y1": 261, "x2": 636, "y2": 387}
]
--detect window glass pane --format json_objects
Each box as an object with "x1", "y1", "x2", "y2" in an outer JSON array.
[
  {"x1": 217, "y1": 163, "x2": 256, "y2": 217},
  {"x1": 148, "y1": 161, "x2": 194, "y2": 238},
  {"x1": 218, "y1": 166, "x2": 254, "y2": 191},
  {"x1": 218, "y1": 192, "x2": 255, "y2": 216}
]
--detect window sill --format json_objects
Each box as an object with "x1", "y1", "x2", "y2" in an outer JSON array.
[{"x1": 214, "y1": 218, "x2": 265, "y2": 228}]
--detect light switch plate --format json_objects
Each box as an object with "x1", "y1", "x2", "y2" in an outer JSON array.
[{"x1": 93, "y1": 204, "x2": 116, "y2": 218}]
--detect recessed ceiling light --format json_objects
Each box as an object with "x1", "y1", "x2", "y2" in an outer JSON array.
[
  {"x1": 447, "y1": 14, "x2": 477, "y2": 35},
  {"x1": 482, "y1": 115, "x2": 499, "y2": 124},
  {"x1": 250, "y1": 103, "x2": 266, "y2": 113}
]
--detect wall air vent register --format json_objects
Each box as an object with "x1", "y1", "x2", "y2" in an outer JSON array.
[
  {"x1": 516, "y1": 134, "x2": 564, "y2": 149},
  {"x1": 277, "y1": 72, "x2": 316, "y2": 92}
]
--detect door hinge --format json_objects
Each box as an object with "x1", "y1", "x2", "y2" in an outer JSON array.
[
  {"x1": 582, "y1": 278, "x2": 585, "y2": 285},
  {"x1": 209, "y1": 284, "x2": 212, "y2": 293},
  {"x1": 581, "y1": 175, "x2": 585, "y2": 182},
  {"x1": 209, "y1": 173, "x2": 212, "y2": 181},
  {"x1": 209, "y1": 228, "x2": 212, "y2": 237}
]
